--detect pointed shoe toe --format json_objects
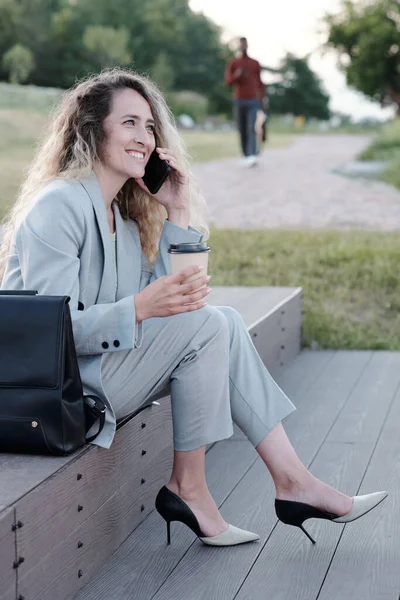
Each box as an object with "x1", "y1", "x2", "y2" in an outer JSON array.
[
  {"x1": 199, "y1": 524, "x2": 260, "y2": 546},
  {"x1": 333, "y1": 491, "x2": 388, "y2": 523}
]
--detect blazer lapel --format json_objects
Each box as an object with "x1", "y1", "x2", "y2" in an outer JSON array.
[
  {"x1": 78, "y1": 173, "x2": 117, "y2": 303},
  {"x1": 112, "y1": 202, "x2": 142, "y2": 300}
]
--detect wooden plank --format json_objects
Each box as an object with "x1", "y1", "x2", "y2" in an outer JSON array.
[
  {"x1": 150, "y1": 351, "x2": 373, "y2": 600},
  {"x1": 0, "y1": 587, "x2": 16, "y2": 600},
  {"x1": 0, "y1": 450, "x2": 82, "y2": 508},
  {"x1": 18, "y1": 441, "x2": 173, "y2": 600},
  {"x1": 73, "y1": 439, "x2": 259, "y2": 600},
  {"x1": 248, "y1": 290, "x2": 302, "y2": 375},
  {"x1": 15, "y1": 401, "x2": 172, "y2": 572},
  {"x1": 210, "y1": 287, "x2": 301, "y2": 329},
  {"x1": 276, "y1": 350, "x2": 336, "y2": 404},
  {"x1": 283, "y1": 351, "x2": 373, "y2": 466},
  {"x1": 0, "y1": 506, "x2": 16, "y2": 600},
  {"x1": 278, "y1": 291, "x2": 303, "y2": 369},
  {"x1": 318, "y1": 367, "x2": 400, "y2": 600},
  {"x1": 248, "y1": 302, "x2": 283, "y2": 374},
  {"x1": 326, "y1": 351, "x2": 400, "y2": 444}
]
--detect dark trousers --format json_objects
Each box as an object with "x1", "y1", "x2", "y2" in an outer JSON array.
[{"x1": 234, "y1": 99, "x2": 259, "y2": 157}]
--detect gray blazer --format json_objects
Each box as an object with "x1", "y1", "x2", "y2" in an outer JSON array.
[{"x1": 1, "y1": 173, "x2": 202, "y2": 447}]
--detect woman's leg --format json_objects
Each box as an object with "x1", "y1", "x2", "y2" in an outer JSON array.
[
  {"x1": 102, "y1": 306, "x2": 234, "y2": 536},
  {"x1": 256, "y1": 423, "x2": 352, "y2": 515},
  {"x1": 217, "y1": 306, "x2": 352, "y2": 517},
  {"x1": 167, "y1": 447, "x2": 229, "y2": 537}
]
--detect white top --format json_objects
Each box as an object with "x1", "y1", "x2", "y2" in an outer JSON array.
[{"x1": 110, "y1": 231, "x2": 117, "y2": 294}]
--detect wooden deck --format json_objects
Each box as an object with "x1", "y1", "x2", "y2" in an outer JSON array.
[{"x1": 74, "y1": 350, "x2": 400, "y2": 600}]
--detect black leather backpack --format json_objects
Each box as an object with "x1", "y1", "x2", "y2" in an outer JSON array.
[{"x1": 0, "y1": 291, "x2": 106, "y2": 455}]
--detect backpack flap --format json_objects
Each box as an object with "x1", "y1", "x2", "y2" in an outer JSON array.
[{"x1": 0, "y1": 294, "x2": 69, "y2": 388}]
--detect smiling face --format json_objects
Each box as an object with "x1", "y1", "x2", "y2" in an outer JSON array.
[{"x1": 101, "y1": 87, "x2": 157, "y2": 185}]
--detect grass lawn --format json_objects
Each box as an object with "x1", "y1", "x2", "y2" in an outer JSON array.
[
  {"x1": 0, "y1": 109, "x2": 49, "y2": 221},
  {"x1": 209, "y1": 229, "x2": 400, "y2": 350},
  {"x1": 359, "y1": 118, "x2": 400, "y2": 190},
  {"x1": 182, "y1": 130, "x2": 295, "y2": 162}
]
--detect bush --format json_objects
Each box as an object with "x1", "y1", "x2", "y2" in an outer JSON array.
[
  {"x1": 167, "y1": 90, "x2": 208, "y2": 123},
  {"x1": 359, "y1": 118, "x2": 400, "y2": 190},
  {"x1": 2, "y1": 44, "x2": 34, "y2": 84},
  {"x1": 83, "y1": 26, "x2": 132, "y2": 69},
  {"x1": 360, "y1": 119, "x2": 400, "y2": 161}
]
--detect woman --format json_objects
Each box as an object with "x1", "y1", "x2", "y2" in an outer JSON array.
[{"x1": 0, "y1": 69, "x2": 387, "y2": 547}]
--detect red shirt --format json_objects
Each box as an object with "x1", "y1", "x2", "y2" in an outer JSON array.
[{"x1": 225, "y1": 55, "x2": 265, "y2": 100}]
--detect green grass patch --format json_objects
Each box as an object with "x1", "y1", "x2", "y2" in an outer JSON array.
[
  {"x1": 359, "y1": 118, "x2": 400, "y2": 190},
  {"x1": 0, "y1": 109, "x2": 49, "y2": 221},
  {"x1": 182, "y1": 130, "x2": 295, "y2": 162},
  {"x1": 208, "y1": 229, "x2": 400, "y2": 350},
  {"x1": 0, "y1": 82, "x2": 62, "y2": 112}
]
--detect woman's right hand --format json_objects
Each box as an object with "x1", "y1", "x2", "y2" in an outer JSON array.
[{"x1": 134, "y1": 265, "x2": 211, "y2": 322}]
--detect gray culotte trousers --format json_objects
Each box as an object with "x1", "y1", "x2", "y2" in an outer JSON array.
[{"x1": 101, "y1": 305, "x2": 295, "y2": 451}]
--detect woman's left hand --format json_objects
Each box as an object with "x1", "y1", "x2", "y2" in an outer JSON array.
[{"x1": 136, "y1": 147, "x2": 190, "y2": 226}]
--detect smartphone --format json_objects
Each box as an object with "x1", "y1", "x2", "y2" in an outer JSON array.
[{"x1": 142, "y1": 150, "x2": 172, "y2": 194}]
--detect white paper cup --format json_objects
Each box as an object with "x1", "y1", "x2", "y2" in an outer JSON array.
[{"x1": 168, "y1": 243, "x2": 210, "y2": 283}]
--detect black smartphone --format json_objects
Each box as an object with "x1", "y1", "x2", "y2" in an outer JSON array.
[{"x1": 142, "y1": 150, "x2": 172, "y2": 194}]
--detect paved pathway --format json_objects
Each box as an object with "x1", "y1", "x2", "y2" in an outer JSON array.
[{"x1": 193, "y1": 134, "x2": 400, "y2": 230}]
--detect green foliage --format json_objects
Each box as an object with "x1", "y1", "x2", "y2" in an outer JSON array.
[
  {"x1": 0, "y1": 0, "x2": 21, "y2": 71},
  {"x1": 151, "y1": 52, "x2": 175, "y2": 93},
  {"x1": 325, "y1": 0, "x2": 400, "y2": 113},
  {"x1": 167, "y1": 90, "x2": 208, "y2": 122},
  {"x1": 0, "y1": 0, "x2": 233, "y2": 114},
  {"x1": 2, "y1": 43, "x2": 34, "y2": 84},
  {"x1": 360, "y1": 118, "x2": 400, "y2": 160},
  {"x1": 268, "y1": 53, "x2": 331, "y2": 120},
  {"x1": 359, "y1": 118, "x2": 400, "y2": 189},
  {"x1": 83, "y1": 26, "x2": 132, "y2": 70}
]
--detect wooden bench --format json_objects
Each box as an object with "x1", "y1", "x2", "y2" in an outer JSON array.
[{"x1": 0, "y1": 285, "x2": 302, "y2": 600}]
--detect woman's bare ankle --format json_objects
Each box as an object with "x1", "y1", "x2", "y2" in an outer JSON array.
[{"x1": 167, "y1": 477, "x2": 208, "y2": 502}]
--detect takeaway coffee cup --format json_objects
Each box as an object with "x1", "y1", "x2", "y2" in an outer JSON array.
[{"x1": 168, "y1": 242, "x2": 210, "y2": 283}]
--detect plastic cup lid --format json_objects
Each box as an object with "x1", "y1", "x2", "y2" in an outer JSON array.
[{"x1": 168, "y1": 243, "x2": 210, "y2": 254}]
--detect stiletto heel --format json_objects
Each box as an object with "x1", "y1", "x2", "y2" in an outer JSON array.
[
  {"x1": 166, "y1": 521, "x2": 171, "y2": 545},
  {"x1": 275, "y1": 491, "x2": 388, "y2": 544},
  {"x1": 155, "y1": 486, "x2": 260, "y2": 547},
  {"x1": 299, "y1": 524, "x2": 316, "y2": 545}
]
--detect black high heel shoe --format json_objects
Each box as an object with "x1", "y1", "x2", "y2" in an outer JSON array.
[
  {"x1": 275, "y1": 491, "x2": 388, "y2": 544},
  {"x1": 155, "y1": 486, "x2": 259, "y2": 546}
]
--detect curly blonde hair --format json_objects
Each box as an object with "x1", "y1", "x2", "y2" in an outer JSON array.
[{"x1": 0, "y1": 68, "x2": 208, "y2": 278}]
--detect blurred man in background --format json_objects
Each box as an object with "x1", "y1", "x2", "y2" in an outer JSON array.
[{"x1": 225, "y1": 37, "x2": 266, "y2": 167}]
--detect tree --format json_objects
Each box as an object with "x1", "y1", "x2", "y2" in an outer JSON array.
[
  {"x1": 2, "y1": 43, "x2": 34, "y2": 84},
  {"x1": 268, "y1": 53, "x2": 331, "y2": 120},
  {"x1": 171, "y1": 11, "x2": 233, "y2": 115},
  {"x1": 0, "y1": 0, "x2": 235, "y2": 116},
  {"x1": 83, "y1": 26, "x2": 132, "y2": 70},
  {"x1": 325, "y1": 0, "x2": 400, "y2": 114},
  {"x1": 0, "y1": 0, "x2": 20, "y2": 55},
  {"x1": 151, "y1": 52, "x2": 175, "y2": 92}
]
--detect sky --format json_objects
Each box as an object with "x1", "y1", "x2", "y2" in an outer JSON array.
[{"x1": 189, "y1": 0, "x2": 395, "y2": 121}]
